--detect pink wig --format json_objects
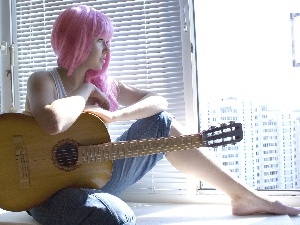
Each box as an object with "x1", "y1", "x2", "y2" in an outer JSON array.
[{"x1": 51, "y1": 5, "x2": 118, "y2": 111}]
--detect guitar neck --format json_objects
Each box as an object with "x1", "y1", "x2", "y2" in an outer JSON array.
[{"x1": 77, "y1": 134, "x2": 203, "y2": 164}]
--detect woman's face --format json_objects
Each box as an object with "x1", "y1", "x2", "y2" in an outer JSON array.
[{"x1": 82, "y1": 38, "x2": 110, "y2": 70}]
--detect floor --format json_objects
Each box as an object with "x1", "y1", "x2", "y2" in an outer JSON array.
[{"x1": 0, "y1": 203, "x2": 299, "y2": 224}]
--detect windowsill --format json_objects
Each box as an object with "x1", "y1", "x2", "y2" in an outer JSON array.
[
  {"x1": 1, "y1": 203, "x2": 299, "y2": 225},
  {"x1": 127, "y1": 202, "x2": 300, "y2": 225},
  {"x1": 120, "y1": 191, "x2": 300, "y2": 207}
]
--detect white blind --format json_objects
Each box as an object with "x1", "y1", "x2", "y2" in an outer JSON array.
[{"x1": 13, "y1": 0, "x2": 196, "y2": 200}]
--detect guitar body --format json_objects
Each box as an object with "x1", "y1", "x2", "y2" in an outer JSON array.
[{"x1": 0, "y1": 113, "x2": 112, "y2": 211}]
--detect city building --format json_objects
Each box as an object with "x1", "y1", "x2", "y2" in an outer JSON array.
[{"x1": 200, "y1": 97, "x2": 300, "y2": 190}]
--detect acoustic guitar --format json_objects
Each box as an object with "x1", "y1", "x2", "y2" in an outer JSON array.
[{"x1": 0, "y1": 113, "x2": 243, "y2": 211}]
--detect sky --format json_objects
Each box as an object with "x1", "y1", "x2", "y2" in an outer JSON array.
[{"x1": 194, "y1": 0, "x2": 300, "y2": 110}]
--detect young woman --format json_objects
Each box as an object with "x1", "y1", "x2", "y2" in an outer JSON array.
[{"x1": 24, "y1": 5, "x2": 300, "y2": 225}]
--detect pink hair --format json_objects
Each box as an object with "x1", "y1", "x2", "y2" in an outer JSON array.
[{"x1": 51, "y1": 5, "x2": 118, "y2": 111}]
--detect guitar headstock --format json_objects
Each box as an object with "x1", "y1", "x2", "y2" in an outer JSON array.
[{"x1": 202, "y1": 121, "x2": 243, "y2": 148}]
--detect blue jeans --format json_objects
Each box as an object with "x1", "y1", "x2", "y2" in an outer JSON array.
[{"x1": 28, "y1": 112, "x2": 172, "y2": 225}]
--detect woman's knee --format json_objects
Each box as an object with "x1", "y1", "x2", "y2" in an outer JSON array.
[
  {"x1": 145, "y1": 111, "x2": 172, "y2": 125},
  {"x1": 28, "y1": 188, "x2": 136, "y2": 225},
  {"x1": 84, "y1": 191, "x2": 136, "y2": 225},
  {"x1": 118, "y1": 111, "x2": 173, "y2": 141}
]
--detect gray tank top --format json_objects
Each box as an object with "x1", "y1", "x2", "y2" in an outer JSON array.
[{"x1": 50, "y1": 68, "x2": 67, "y2": 99}]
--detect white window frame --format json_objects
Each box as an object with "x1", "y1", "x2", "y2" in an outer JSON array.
[
  {"x1": 192, "y1": 0, "x2": 300, "y2": 206},
  {"x1": 0, "y1": 0, "x2": 14, "y2": 113}
]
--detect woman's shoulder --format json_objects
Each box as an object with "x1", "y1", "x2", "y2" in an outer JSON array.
[
  {"x1": 29, "y1": 70, "x2": 52, "y2": 78},
  {"x1": 26, "y1": 70, "x2": 56, "y2": 95},
  {"x1": 27, "y1": 70, "x2": 53, "y2": 84}
]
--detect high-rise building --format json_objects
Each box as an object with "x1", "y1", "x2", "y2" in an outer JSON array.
[{"x1": 200, "y1": 97, "x2": 300, "y2": 190}]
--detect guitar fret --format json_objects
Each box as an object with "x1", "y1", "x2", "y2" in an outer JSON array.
[
  {"x1": 80, "y1": 146, "x2": 91, "y2": 163},
  {"x1": 88, "y1": 145, "x2": 96, "y2": 162},
  {"x1": 110, "y1": 144, "x2": 114, "y2": 160},
  {"x1": 103, "y1": 144, "x2": 110, "y2": 161},
  {"x1": 118, "y1": 142, "x2": 126, "y2": 158},
  {"x1": 125, "y1": 141, "x2": 134, "y2": 158},
  {"x1": 109, "y1": 144, "x2": 113, "y2": 160},
  {"x1": 135, "y1": 140, "x2": 143, "y2": 157},
  {"x1": 167, "y1": 137, "x2": 172, "y2": 151},
  {"x1": 144, "y1": 139, "x2": 153, "y2": 155},
  {"x1": 96, "y1": 144, "x2": 104, "y2": 162},
  {"x1": 79, "y1": 144, "x2": 104, "y2": 163},
  {"x1": 111, "y1": 143, "x2": 121, "y2": 160}
]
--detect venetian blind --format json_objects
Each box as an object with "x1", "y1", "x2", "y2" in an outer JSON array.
[{"x1": 13, "y1": 0, "x2": 196, "y2": 200}]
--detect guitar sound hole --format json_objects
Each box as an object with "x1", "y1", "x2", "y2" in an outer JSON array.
[
  {"x1": 52, "y1": 139, "x2": 80, "y2": 171},
  {"x1": 56, "y1": 143, "x2": 78, "y2": 167}
]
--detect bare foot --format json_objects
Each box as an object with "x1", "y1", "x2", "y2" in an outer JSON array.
[{"x1": 231, "y1": 195, "x2": 300, "y2": 216}]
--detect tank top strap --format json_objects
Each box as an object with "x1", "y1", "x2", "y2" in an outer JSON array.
[{"x1": 49, "y1": 68, "x2": 68, "y2": 99}]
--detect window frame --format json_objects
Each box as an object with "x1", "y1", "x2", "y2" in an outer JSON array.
[
  {"x1": 193, "y1": 0, "x2": 300, "y2": 205},
  {"x1": 0, "y1": 0, "x2": 14, "y2": 113}
]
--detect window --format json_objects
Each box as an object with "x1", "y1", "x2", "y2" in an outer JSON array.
[{"x1": 195, "y1": 0, "x2": 300, "y2": 191}]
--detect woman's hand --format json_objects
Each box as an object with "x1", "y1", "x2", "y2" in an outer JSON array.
[
  {"x1": 85, "y1": 86, "x2": 110, "y2": 111},
  {"x1": 84, "y1": 105, "x2": 115, "y2": 123}
]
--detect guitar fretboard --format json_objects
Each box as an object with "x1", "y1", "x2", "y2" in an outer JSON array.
[{"x1": 77, "y1": 134, "x2": 203, "y2": 164}]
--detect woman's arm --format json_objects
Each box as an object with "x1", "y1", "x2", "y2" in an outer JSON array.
[
  {"x1": 114, "y1": 80, "x2": 168, "y2": 120},
  {"x1": 27, "y1": 72, "x2": 109, "y2": 135},
  {"x1": 84, "y1": 80, "x2": 168, "y2": 122}
]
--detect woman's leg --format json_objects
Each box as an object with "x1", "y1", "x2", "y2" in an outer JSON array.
[
  {"x1": 28, "y1": 188, "x2": 136, "y2": 225},
  {"x1": 166, "y1": 119, "x2": 300, "y2": 216},
  {"x1": 100, "y1": 111, "x2": 172, "y2": 196}
]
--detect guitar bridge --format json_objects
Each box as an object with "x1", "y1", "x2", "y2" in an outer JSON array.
[{"x1": 14, "y1": 135, "x2": 30, "y2": 188}]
